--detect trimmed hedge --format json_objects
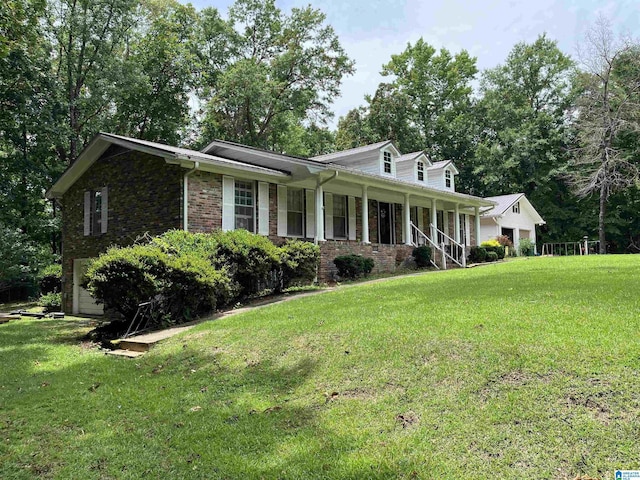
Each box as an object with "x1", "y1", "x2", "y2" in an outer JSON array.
[
  {"x1": 85, "y1": 230, "x2": 320, "y2": 328},
  {"x1": 486, "y1": 251, "x2": 499, "y2": 262},
  {"x1": 469, "y1": 246, "x2": 487, "y2": 263},
  {"x1": 412, "y1": 245, "x2": 432, "y2": 268},
  {"x1": 281, "y1": 240, "x2": 320, "y2": 288},
  {"x1": 334, "y1": 254, "x2": 374, "y2": 279},
  {"x1": 86, "y1": 244, "x2": 232, "y2": 326},
  {"x1": 481, "y1": 240, "x2": 505, "y2": 260}
]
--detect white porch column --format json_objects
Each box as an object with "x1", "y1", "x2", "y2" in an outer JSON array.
[
  {"x1": 514, "y1": 227, "x2": 520, "y2": 253},
  {"x1": 454, "y1": 203, "x2": 460, "y2": 244},
  {"x1": 404, "y1": 193, "x2": 411, "y2": 245},
  {"x1": 362, "y1": 185, "x2": 369, "y2": 244},
  {"x1": 431, "y1": 198, "x2": 438, "y2": 241},
  {"x1": 315, "y1": 185, "x2": 325, "y2": 242},
  {"x1": 474, "y1": 206, "x2": 481, "y2": 246}
]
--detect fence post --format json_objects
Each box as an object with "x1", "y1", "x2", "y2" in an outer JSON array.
[{"x1": 583, "y1": 236, "x2": 589, "y2": 256}]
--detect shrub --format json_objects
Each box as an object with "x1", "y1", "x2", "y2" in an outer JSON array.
[
  {"x1": 496, "y1": 235, "x2": 513, "y2": 248},
  {"x1": 469, "y1": 246, "x2": 487, "y2": 263},
  {"x1": 519, "y1": 238, "x2": 535, "y2": 256},
  {"x1": 333, "y1": 254, "x2": 374, "y2": 279},
  {"x1": 486, "y1": 251, "x2": 499, "y2": 262},
  {"x1": 412, "y1": 245, "x2": 432, "y2": 268},
  {"x1": 39, "y1": 264, "x2": 62, "y2": 294},
  {"x1": 481, "y1": 240, "x2": 505, "y2": 260},
  {"x1": 86, "y1": 244, "x2": 231, "y2": 326},
  {"x1": 39, "y1": 292, "x2": 61, "y2": 312},
  {"x1": 209, "y1": 230, "x2": 282, "y2": 297},
  {"x1": 280, "y1": 240, "x2": 320, "y2": 289}
]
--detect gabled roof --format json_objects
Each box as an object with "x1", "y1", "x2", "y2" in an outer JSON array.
[
  {"x1": 396, "y1": 151, "x2": 432, "y2": 166},
  {"x1": 482, "y1": 193, "x2": 545, "y2": 224},
  {"x1": 311, "y1": 140, "x2": 393, "y2": 163},
  {"x1": 46, "y1": 133, "x2": 289, "y2": 199},
  {"x1": 427, "y1": 160, "x2": 459, "y2": 175}
]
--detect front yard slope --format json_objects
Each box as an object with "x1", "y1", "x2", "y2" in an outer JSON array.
[{"x1": 1, "y1": 256, "x2": 639, "y2": 479}]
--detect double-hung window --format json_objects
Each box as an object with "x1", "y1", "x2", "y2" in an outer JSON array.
[
  {"x1": 333, "y1": 194, "x2": 347, "y2": 238},
  {"x1": 234, "y1": 180, "x2": 255, "y2": 232},
  {"x1": 445, "y1": 170, "x2": 452, "y2": 188},
  {"x1": 417, "y1": 161, "x2": 424, "y2": 182},
  {"x1": 287, "y1": 188, "x2": 304, "y2": 237},
  {"x1": 383, "y1": 151, "x2": 392, "y2": 174}
]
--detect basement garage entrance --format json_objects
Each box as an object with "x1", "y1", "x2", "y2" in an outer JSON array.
[{"x1": 73, "y1": 259, "x2": 103, "y2": 316}]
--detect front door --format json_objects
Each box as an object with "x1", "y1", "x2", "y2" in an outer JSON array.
[{"x1": 378, "y1": 202, "x2": 393, "y2": 244}]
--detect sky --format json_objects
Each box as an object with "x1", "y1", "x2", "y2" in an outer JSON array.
[{"x1": 184, "y1": 0, "x2": 640, "y2": 128}]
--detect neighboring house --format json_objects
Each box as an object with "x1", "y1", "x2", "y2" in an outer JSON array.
[
  {"x1": 46, "y1": 133, "x2": 496, "y2": 315},
  {"x1": 480, "y1": 193, "x2": 546, "y2": 253}
]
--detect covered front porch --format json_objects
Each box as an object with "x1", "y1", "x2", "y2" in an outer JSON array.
[{"x1": 302, "y1": 170, "x2": 494, "y2": 279}]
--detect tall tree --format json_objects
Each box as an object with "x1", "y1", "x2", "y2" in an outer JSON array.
[
  {"x1": 569, "y1": 17, "x2": 640, "y2": 253},
  {"x1": 112, "y1": 0, "x2": 199, "y2": 144},
  {"x1": 380, "y1": 39, "x2": 478, "y2": 161},
  {"x1": 47, "y1": 0, "x2": 138, "y2": 163},
  {"x1": 472, "y1": 34, "x2": 575, "y2": 240},
  {"x1": 196, "y1": 0, "x2": 354, "y2": 149}
]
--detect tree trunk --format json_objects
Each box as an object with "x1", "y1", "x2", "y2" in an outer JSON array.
[{"x1": 598, "y1": 183, "x2": 607, "y2": 254}]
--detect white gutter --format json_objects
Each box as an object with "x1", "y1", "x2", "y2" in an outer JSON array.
[{"x1": 183, "y1": 161, "x2": 200, "y2": 231}]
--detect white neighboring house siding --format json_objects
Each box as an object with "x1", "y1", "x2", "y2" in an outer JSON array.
[{"x1": 480, "y1": 199, "x2": 540, "y2": 252}]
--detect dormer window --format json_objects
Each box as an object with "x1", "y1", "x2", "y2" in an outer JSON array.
[
  {"x1": 445, "y1": 170, "x2": 452, "y2": 188},
  {"x1": 417, "y1": 161, "x2": 424, "y2": 181},
  {"x1": 513, "y1": 202, "x2": 520, "y2": 214},
  {"x1": 383, "y1": 151, "x2": 392, "y2": 174}
]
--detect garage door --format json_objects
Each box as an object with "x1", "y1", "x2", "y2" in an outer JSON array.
[{"x1": 73, "y1": 259, "x2": 104, "y2": 316}]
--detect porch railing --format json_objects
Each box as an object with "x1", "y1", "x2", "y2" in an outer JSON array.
[
  {"x1": 410, "y1": 222, "x2": 441, "y2": 269},
  {"x1": 410, "y1": 222, "x2": 467, "y2": 269},
  {"x1": 429, "y1": 223, "x2": 466, "y2": 269}
]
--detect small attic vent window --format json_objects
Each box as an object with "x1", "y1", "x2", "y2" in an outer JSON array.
[
  {"x1": 513, "y1": 202, "x2": 520, "y2": 214},
  {"x1": 383, "y1": 151, "x2": 392, "y2": 174},
  {"x1": 417, "y1": 161, "x2": 424, "y2": 181},
  {"x1": 445, "y1": 170, "x2": 452, "y2": 188}
]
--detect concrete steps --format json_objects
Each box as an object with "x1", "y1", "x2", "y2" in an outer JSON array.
[{"x1": 105, "y1": 325, "x2": 195, "y2": 358}]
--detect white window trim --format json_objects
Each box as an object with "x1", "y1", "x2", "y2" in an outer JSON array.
[
  {"x1": 286, "y1": 187, "x2": 305, "y2": 238},
  {"x1": 233, "y1": 178, "x2": 257, "y2": 233}
]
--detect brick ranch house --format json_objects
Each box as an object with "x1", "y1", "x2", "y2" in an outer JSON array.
[{"x1": 46, "y1": 133, "x2": 496, "y2": 315}]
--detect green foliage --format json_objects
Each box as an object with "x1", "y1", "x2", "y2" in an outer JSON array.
[
  {"x1": 333, "y1": 254, "x2": 374, "y2": 279},
  {"x1": 208, "y1": 229, "x2": 282, "y2": 297},
  {"x1": 412, "y1": 245, "x2": 432, "y2": 268},
  {"x1": 518, "y1": 238, "x2": 536, "y2": 256},
  {"x1": 86, "y1": 244, "x2": 231, "y2": 325},
  {"x1": 38, "y1": 291, "x2": 61, "y2": 312},
  {"x1": 0, "y1": 223, "x2": 53, "y2": 296},
  {"x1": 196, "y1": 0, "x2": 354, "y2": 149},
  {"x1": 485, "y1": 251, "x2": 499, "y2": 262},
  {"x1": 39, "y1": 263, "x2": 62, "y2": 295},
  {"x1": 469, "y1": 246, "x2": 487, "y2": 263},
  {"x1": 280, "y1": 240, "x2": 320, "y2": 289},
  {"x1": 481, "y1": 240, "x2": 505, "y2": 259}
]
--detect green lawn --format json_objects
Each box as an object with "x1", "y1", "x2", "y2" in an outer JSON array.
[{"x1": 1, "y1": 256, "x2": 639, "y2": 479}]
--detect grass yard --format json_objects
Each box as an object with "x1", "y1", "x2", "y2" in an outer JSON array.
[{"x1": 1, "y1": 256, "x2": 639, "y2": 479}]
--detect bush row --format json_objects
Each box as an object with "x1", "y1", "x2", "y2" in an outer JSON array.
[
  {"x1": 469, "y1": 240, "x2": 506, "y2": 264},
  {"x1": 85, "y1": 230, "x2": 320, "y2": 327}
]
